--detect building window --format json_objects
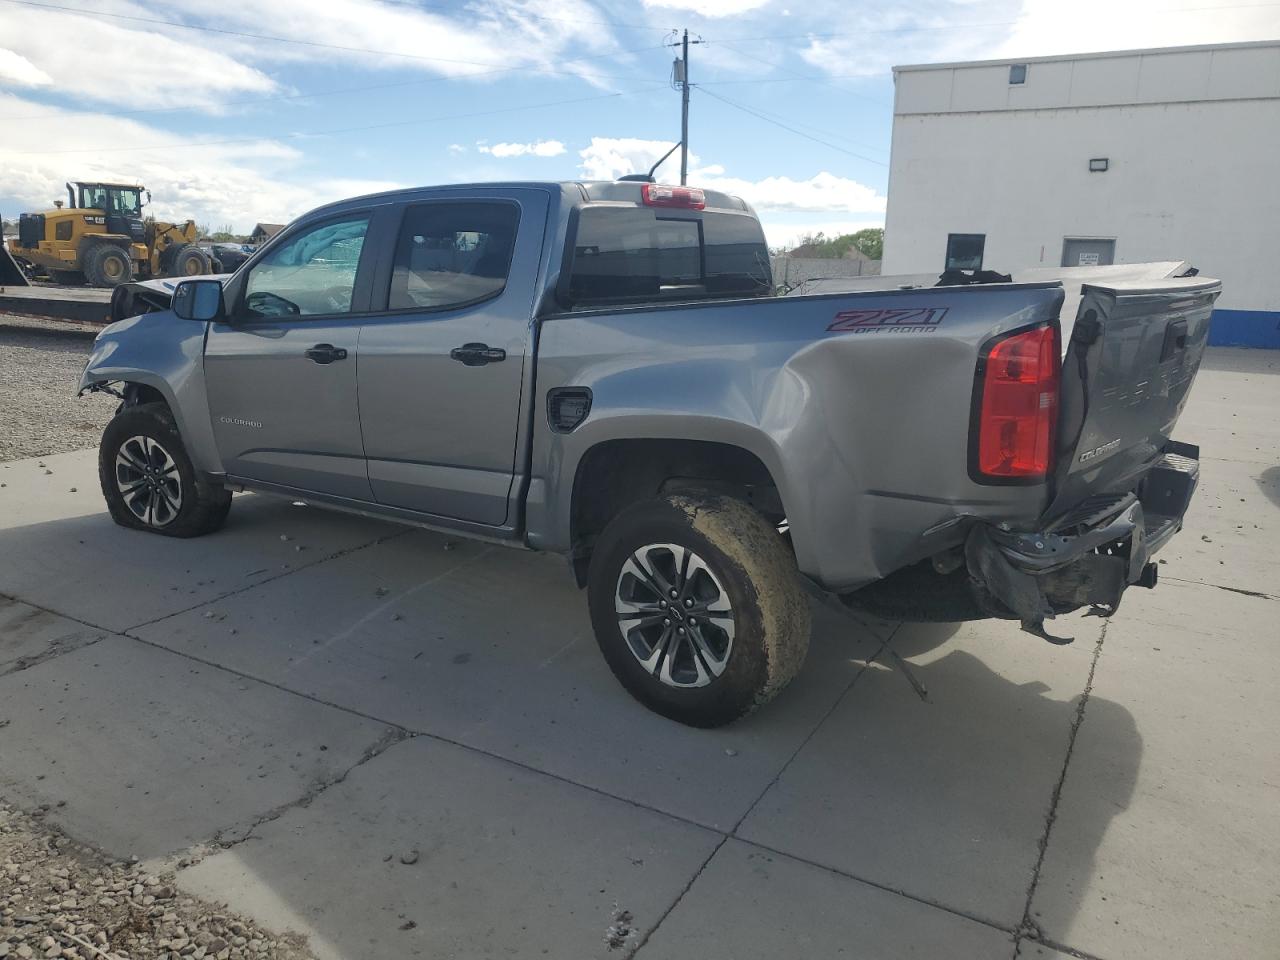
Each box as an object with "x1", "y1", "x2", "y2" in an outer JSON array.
[
  {"x1": 1009, "y1": 64, "x2": 1027, "y2": 85},
  {"x1": 946, "y1": 233, "x2": 986, "y2": 271}
]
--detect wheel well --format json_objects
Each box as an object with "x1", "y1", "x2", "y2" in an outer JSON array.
[
  {"x1": 569, "y1": 438, "x2": 784, "y2": 586},
  {"x1": 121, "y1": 382, "x2": 167, "y2": 409},
  {"x1": 80, "y1": 236, "x2": 132, "y2": 255}
]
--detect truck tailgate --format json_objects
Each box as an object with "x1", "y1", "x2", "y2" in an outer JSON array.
[{"x1": 1043, "y1": 275, "x2": 1222, "y2": 523}]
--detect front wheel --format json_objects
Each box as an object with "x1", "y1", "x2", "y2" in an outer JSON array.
[
  {"x1": 587, "y1": 493, "x2": 811, "y2": 727},
  {"x1": 83, "y1": 244, "x2": 134, "y2": 288},
  {"x1": 98, "y1": 403, "x2": 231, "y2": 538},
  {"x1": 166, "y1": 243, "x2": 212, "y2": 278}
]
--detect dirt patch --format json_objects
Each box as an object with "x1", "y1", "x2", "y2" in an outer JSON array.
[
  {"x1": 673, "y1": 493, "x2": 812, "y2": 707},
  {"x1": 0, "y1": 799, "x2": 317, "y2": 960}
]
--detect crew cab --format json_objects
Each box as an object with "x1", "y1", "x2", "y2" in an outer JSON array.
[{"x1": 79, "y1": 180, "x2": 1219, "y2": 726}]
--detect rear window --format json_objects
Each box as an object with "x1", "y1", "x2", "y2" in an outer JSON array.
[{"x1": 565, "y1": 206, "x2": 771, "y2": 308}]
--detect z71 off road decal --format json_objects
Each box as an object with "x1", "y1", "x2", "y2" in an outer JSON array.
[{"x1": 827, "y1": 307, "x2": 948, "y2": 334}]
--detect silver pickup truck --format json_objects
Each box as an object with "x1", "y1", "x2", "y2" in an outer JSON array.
[{"x1": 79, "y1": 179, "x2": 1219, "y2": 727}]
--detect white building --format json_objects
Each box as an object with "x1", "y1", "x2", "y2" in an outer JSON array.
[{"x1": 883, "y1": 40, "x2": 1280, "y2": 348}]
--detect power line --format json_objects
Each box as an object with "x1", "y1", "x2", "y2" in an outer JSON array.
[
  {"x1": 0, "y1": 41, "x2": 672, "y2": 122},
  {"x1": 379, "y1": 0, "x2": 678, "y2": 33},
  {"x1": 696, "y1": 89, "x2": 889, "y2": 155},
  {"x1": 712, "y1": 40, "x2": 888, "y2": 107},
  {"x1": 0, "y1": 0, "x2": 660, "y2": 73},
  {"x1": 696, "y1": 87, "x2": 888, "y2": 167},
  {"x1": 10, "y1": 90, "x2": 636, "y2": 156}
]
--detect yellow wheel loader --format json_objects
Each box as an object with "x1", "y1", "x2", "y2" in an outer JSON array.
[{"x1": 4, "y1": 182, "x2": 214, "y2": 288}]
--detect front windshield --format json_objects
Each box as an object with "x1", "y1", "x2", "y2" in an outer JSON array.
[
  {"x1": 78, "y1": 185, "x2": 142, "y2": 216},
  {"x1": 108, "y1": 188, "x2": 142, "y2": 217}
]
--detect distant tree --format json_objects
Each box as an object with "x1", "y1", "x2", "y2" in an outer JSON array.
[
  {"x1": 847, "y1": 227, "x2": 883, "y2": 260},
  {"x1": 784, "y1": 227, "x2": 884, "y2": 260},
  {"x1": 202, "y1": 223, "x2": 236, "y2": 242}
]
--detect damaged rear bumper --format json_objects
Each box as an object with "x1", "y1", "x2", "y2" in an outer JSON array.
[{"x1": 966, "y1": 441, "x2": 1200, "y2": 643}]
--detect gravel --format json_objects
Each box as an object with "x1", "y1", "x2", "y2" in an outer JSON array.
[
  {"x1": 0, "y1": 799, "x2": 317, "y2": 960},
  {"x1": 0, "y1": 315, "x2": 117, "y2": 463}
]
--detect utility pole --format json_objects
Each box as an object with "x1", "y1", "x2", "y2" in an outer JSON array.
[
  {"x1": 670, "y1": 29, "x2": 703, "y2": 185},
  {"x1": 679, "y1": 29, "x2": 690, "y2": 185}
]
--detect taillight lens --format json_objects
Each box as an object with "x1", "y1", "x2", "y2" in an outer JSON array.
[
  {"x1": 974, "y1": 324, "x2": 1060, "y2": 480},
  {"x1": 641, "y1": 183, "x2": 706, "y2": 209}
]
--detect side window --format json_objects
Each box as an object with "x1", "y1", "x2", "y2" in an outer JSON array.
[
  {"x1": 242, "y1": 216, "x2": 369, "y2": 319},
  {"x1": 388, "y1": 202, "x2": 519, "y2": 311}
]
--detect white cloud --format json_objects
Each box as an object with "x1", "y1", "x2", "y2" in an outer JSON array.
[
  {"x1": 578, "y1": 137, "x2": 886, "y2": 215},
  {"x1": 0, "y1": 93, "x2": 404, "y2": 231},
  {"x1": 0, "y1": 48, "x2": 52, "y2": 87},
  {"x1": 0, "y1": 4, "x2": 278, "y2": 109},
  {"x1": 798, "y1": 0, "x2": 1279, "y2": 79},
  {"x1": 640, "y1": 0, "x2": 772, "y2": 16},
  {"x1": 448, "y1": 143, "x2": 467, "y2": 154},
  {"x1": 996, "y1": 0, "x2": 1280, "y2": 59},
  {"x1": 698, "y1": 172, "x2": 885, "y2": 215},
  {"x1": 578, "y1": 137, "x2": 685, "y2": 181},
  {"x1": 0, "y1": 0, "x2": 636, "y2": 116},
  {"x1": 479, "y1": 140, "x2": 567, "y2": 158},
  {"x1": 800, "y1": 2, "x2": 1011, "y2": 79},
  {"x1": 197, "y1": 0, "x2": 630, "y2": 87}
]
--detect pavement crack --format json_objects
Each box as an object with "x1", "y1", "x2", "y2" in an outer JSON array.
[
  {"x1": 728, "y1": 618, "x2": 898, "y2": 836},
  {"x1": 124, "y1": 527, "x2": 414, "y2": 632},
  {"x1": 1162, "y1": 576, "x2": 1276, "y2": 600},
  {"x1": 209, "y1": 727, "x2": 409, "y2": 853},
  {"x1": 1014, "y1": 621, "x2": 1107, "y2": 954},
  {"x1": 628, "y1": 835, "x2": 728, "y2": 956},
  {"x1": 0, "y1": 630, "x2": 107, "y2": 678}
]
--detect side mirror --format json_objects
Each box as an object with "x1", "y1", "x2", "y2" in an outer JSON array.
[{"x1": 173, "y1": 278, "x2": 225, "y2": 322}]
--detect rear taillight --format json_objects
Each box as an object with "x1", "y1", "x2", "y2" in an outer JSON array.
[
  {"x1": 641, "y1": 183, "x2": 706, "y2": 210},
  {"x1": 972, "y1": 324, "x2": 1060, "y2": 481}
]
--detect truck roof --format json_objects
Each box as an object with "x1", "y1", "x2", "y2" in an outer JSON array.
[{"x1": 307, "y1": 180, "x2": 753, "y2": 221}]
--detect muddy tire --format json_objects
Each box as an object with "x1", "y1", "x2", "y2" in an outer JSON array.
[
  {"x1": 99, "y1": 403, "x2": 231, "y2": 538},
  {"x1": 83, "y1": 243, "x2": 134, "y2": 288},
  {"x1": 166, "y1": 243, "x2": 212, "y2": 278},
  {"x1": 587, "y1": 493, "x2": 811, "y2": 727}
]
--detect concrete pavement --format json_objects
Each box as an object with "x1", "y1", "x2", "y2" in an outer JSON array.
[{"x1": 0, "y1": 347, "x2": 1276, "y2": 958}]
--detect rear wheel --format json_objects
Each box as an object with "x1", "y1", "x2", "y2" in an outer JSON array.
[
  {"x1": 83, "y1": 244, "x2": 133, "y2": 287},
  {"x1": 167, "y1": 244, "x2": 212, "y2": 278},
  {"x1": 587, "y1": 493, "x2": 811, "y2": 727},
  {"x1": 99, "y1": 403, "x2": 231, "y2": 538}
]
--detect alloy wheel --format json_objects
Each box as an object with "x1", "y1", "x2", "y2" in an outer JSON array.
[
  {"x1": 114, "y1": 435, "x2": 183, "y2": 528},
  {"x1": 614, "y1": 542, "x2": 736, "y2": 688}
]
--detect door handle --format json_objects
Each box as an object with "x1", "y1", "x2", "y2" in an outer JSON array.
[
  {"x1": 450, "y1": 342, "x2": 506, "y2": 366},
  {"x1": 305, "y1": 343, "x2": 348, "y2": 364}
]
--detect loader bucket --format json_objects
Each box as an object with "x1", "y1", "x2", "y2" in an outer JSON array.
[{"x1": 0, "y1": 244, "x2": 30, "y2": 286}]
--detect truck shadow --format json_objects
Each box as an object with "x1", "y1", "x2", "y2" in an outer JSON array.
[
  {"x1": 0, "y1": 501, "x2": 1141, "y2": 957},
  {"x1": 854, "y1": 616, "x2": 1142, "y2": 946}
]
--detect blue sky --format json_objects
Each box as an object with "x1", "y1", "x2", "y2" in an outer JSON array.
[{"x1": 1, "y1": 0, "x2": 1276, "y2": 247}]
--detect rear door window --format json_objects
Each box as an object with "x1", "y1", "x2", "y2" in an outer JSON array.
[
  {"x1": 388, "y1": 201, "x2": 519, "y2": 312},
  {"x1": 565, "y1": 207, "x2": 770, "y2": 308}
]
